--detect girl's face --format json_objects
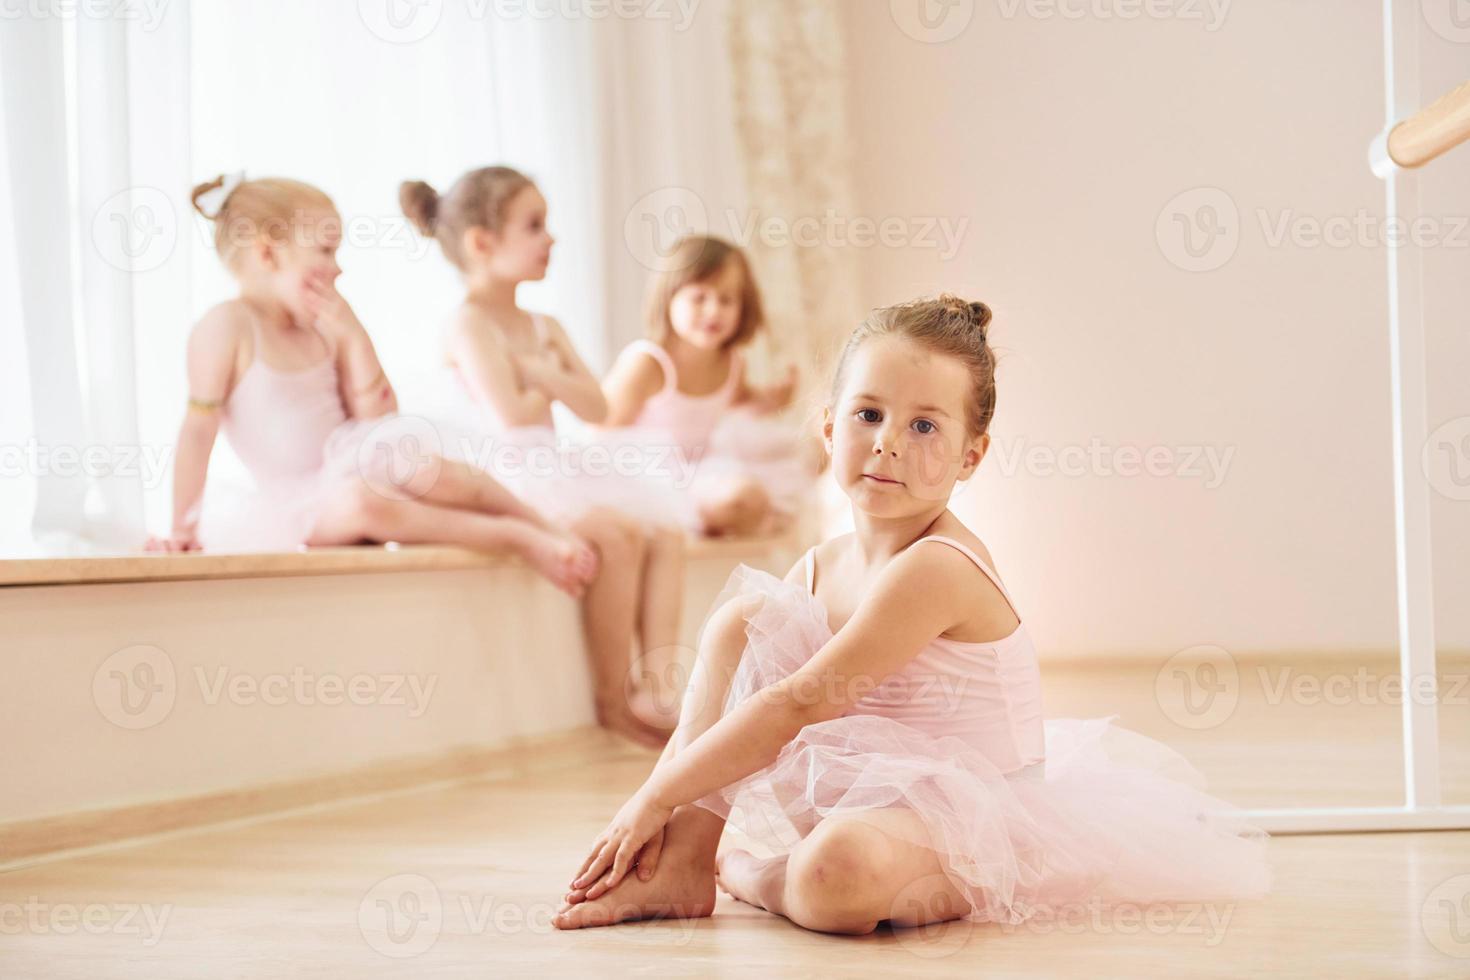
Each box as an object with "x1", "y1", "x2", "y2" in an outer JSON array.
[
  {"x1": 825, "y1": 335, "x2": 987, "y2": 516},
  {"x1": 251, "y1": 205, "x2": 343, "y2": 319},
  {"x1": 479, "y1": 185, "x2": 554, "y2": 282},
  {"x1": 667, "y1": 258, "x2": 744, "y2": 350}
]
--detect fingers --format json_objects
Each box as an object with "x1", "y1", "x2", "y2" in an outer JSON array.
[
  {"x1": 572, "y1": 840, "x2": 614, "y2": 890},
  {"x1": 569, "y1": 839, "x2": 603, "y2": 887},
  {"x1": 606, "y1": 839, "x2": 637, "y2": 891},
  {"x1": 636, "y1": 829, "x2": 664, "y2": 881},
  {"x1": 583, "y1": 838, "x2": 636, "y2": 900}
]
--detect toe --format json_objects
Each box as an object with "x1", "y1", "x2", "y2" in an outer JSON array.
[{"x1": 552, "y1": 899, "x2": 615, "y2": 930}]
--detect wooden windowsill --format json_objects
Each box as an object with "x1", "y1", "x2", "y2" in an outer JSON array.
[{"x1": 0, "y1": 531, "x2": 801, "y2": 588}]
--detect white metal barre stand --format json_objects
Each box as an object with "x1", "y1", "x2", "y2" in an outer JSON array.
[{"x1": 1248, "y1": 0, "x2": 1470, "y2": 835}]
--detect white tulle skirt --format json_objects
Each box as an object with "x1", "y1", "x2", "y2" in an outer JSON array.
[
  {"x1": 429, "y1": 410, "x2": 699, "y2": 530},
  {"x1": 693, "y1": 565, "x2": 1273, "y2": 926},
  {"x1": 196, "y1": 414, "x2": 446, "y2": 552}
]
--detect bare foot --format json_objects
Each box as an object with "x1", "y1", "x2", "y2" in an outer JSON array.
[
  {"x1": 515, "y1": 525, "x2": 597, "y2": 598},
  {"x1": 715, "y1": 848, "x2": 788, "y2": 915},
  {"x1": 627, "y1": 683, "x2": 681, "y2": 732},
  {"x1": 595, "y1": 701, "x2": 672, "y2": 750},
  {"x1": 553, "y1": 840, "x2": 717, "y2": 930}
]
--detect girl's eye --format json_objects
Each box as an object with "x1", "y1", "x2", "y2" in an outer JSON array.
[
  {"x1": 913, "y1": 419, "x2": 937, "y2": 435},
  {"x1": 856, "y1": 408, "x2": 881, "y2": 424}
]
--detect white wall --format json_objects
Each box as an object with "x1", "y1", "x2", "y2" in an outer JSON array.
[{"x1": 836, "y1": 1, "x2": 1468, "y2": 657}]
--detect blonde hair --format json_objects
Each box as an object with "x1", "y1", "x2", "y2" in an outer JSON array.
[
  {"x1": 830, "y1": 295, "x2": 997, "y2": 438},
  {"x1": 189, "y1": 175, "x2": 336, "y2": 271},
  {"x1": 399, "y1": 166, "x2": 535, "y2": 269},
  {"x1": 644, "y1": 236, "x2": 764, "y2": 349}
]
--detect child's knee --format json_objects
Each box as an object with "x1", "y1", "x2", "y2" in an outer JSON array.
[
  {"x1": 647, "y1": 524, "x2": 686, "y2": 559},
  {"x1": 574, "y1": 508, "x2": 645, "y2": 562},
  {"x1": 783, "y1": 821, "x2": 892, "y2": 934},
  {"x1": 343, "y1": 479, "x2": 397, "y2": 535}
]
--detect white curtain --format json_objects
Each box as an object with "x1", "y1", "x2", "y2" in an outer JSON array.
[
  {"x1": 2, "y1": 0, "x2": 752, "y2": 554},
  {"x1": 1, "y1": 16, "x2": 95, "y2": 555}
]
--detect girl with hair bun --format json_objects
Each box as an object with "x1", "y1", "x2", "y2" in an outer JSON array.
[
  {"x1": 401, "y1": 166, "x2": 690, "y2": 748},
  {"x1": 554, "y1": 294, "x2": 1270, "y2": 936},
  {"x1": 148, "y1": 173, "x2": 598, "y2": 600}
]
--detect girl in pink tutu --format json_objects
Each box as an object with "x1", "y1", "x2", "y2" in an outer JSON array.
[
  {"x1": 149, "y1": 174, "x2": 597, "y2": 599},
  {"x1": 400, "y1": 166, "x2": 687, "y2": 747},
  {"x1": 553, "y1": 294, "x2": 1271, "y2": 933},
  {"x1": 601, "y1": 235, "x2": 818, "y2": 537}
]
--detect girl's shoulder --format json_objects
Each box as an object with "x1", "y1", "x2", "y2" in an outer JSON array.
[
  {"x1": 914, "y1": 517, "x2": 1001, "y2": 576},
  {"x1": 189, "y1": 299, "x2": 252, "y2": 353},
  {"x1": 810, "y1": 532, "x2": 853, "y2": 569},
  {"x1": 610, "y1": 339, "x2": 671, "y2": 389}
]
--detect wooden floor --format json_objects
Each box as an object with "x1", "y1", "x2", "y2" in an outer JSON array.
[{"x1": 3, "y1": 727, "x2": 1468, "y2": 978}]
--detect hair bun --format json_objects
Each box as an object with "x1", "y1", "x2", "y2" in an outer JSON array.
[
  {"x1": 967, "y1": 300, "x2": 992, "y2": 336},
  {"x1": 399, "y1": 180, "x2": 440, "y2": 236},
  {"x1": 937, "y1": 293, "x2": 991, "y2": 341}
]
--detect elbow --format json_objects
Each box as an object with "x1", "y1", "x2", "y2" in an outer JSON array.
[
  {"x1": 772, "y1": 680, "x2": 842, "y2": 734},
  {"x1": 582, "y1": 390, "x2": 609, "y2": 424},
  {"x1": 178, "y1": 415, "x2": 219, "y2": 447}
]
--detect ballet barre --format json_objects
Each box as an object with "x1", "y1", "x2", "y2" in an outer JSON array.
[
  {"x1": 1370, "y1": 78, "x2": 1470, "y2": 177},
  {"x1": 1278, "y1": 2, "x2": 1470, "y2": 836}
]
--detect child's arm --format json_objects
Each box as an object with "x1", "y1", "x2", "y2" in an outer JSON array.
[
  {"x1": 148, "y1": 305, "x2": 241, "y2": 552},
  {"x1": 648, "y1": 554, "x2": 807, "y2": 769},
  {"x1": 599, "y1": 345, "x2": 665, "y2": 427},
  {"x1": 447, "y1": 307, "x2": 553, "y2": 427},
  {"x1": 304, "y1": 277, "x2": 398, "y2": 419},
  {"x1": 571, "y1": 544, "x2": 987, "y2": 895},
  {"x1": 736, "y1": 363, "x2": 799, "y2": 414},
  {"x1": 517, "y1": 315, "x2": 609, "y2": 423}
]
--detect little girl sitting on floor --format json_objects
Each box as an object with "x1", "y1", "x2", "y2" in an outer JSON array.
[{"x1": 553, "y1": 294, "x2": 1270, "y2": 934}]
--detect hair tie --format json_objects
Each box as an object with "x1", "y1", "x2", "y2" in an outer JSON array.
[{"x1": 196, "y1": 170, "x2": 246, "y2": 219}]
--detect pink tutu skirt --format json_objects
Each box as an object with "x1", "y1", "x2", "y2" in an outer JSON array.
[
  {"x1": 430, "y1": 411, "x2": 698, "y2": 530},
  {"x1": 587, "y1": 407, "x2": 821, "y2": 533},
  {"x1": 694, "y1": 565, "x2": 1273, "y2": 926},
  {"x1": 694, "y1": 407, "x2": 820, "y2": 521},
  {"x1": 197, "y1": 414, "x2": 450, "y2": 551}
]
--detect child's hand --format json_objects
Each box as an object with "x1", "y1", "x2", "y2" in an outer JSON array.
[
  {"x1": 566, "y1": 787, "x2": 673, "y2": 899},
  {"x1": 301, "y1": 274, "x2": 365, "y2": 338},
  {"x1": 145, "y1": 529, "x2": 200, "y2": 553},
  {"x1": 750, "y1": 363, "x2": 799, "y2": 413},
  {"x1": 513, "y1": 347, "x2": 563, "y2": 393}
]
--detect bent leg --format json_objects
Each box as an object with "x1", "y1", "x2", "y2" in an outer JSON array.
[
  {"x1": 305, "y1": 480, "x2": 590, "y2": 595},
  {"x1": 696, "y1": 475, "x2": 772, "y2": 538},
  {"x1": 773, "y1": 808, "x2": 970, "y2": 935},
  {"x1": 625, "y1": 524, "x2": 686, "y2": 729}
]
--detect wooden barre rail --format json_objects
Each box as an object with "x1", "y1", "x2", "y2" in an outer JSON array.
[{"x1": 1373, "y1": 78, "x2": 1470, "y2": 175}]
